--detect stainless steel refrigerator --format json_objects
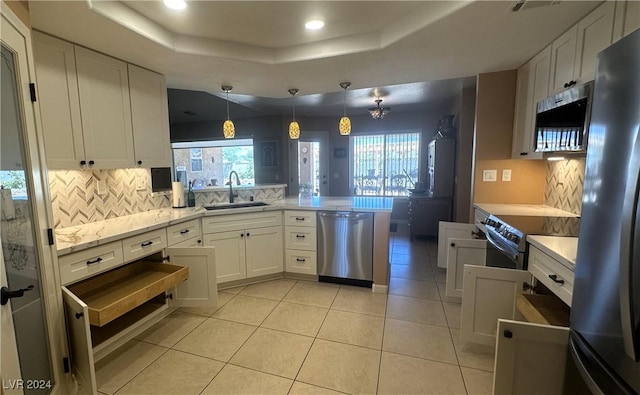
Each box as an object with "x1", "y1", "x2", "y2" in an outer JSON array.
[{"x1": 571, "y1": 28, "x2": 640, "y2": 394}]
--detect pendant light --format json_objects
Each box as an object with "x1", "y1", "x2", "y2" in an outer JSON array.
[
  {"x1": 339, "y1": 82, "x2": 351, "y2": 135},
  {"x1": 288, "y1": 88, "x2": 300, "y2": 140},
  {"x1": 222, "y1": 85, "x2": 235, "y2": 139}
]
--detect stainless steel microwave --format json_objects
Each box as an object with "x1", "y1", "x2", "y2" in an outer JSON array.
[{"x1": 534, "y1": 81, "x2": 593, "y2": 153}]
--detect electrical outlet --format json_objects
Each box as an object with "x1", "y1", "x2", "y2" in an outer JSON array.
[
  {"x1": 136, "y1": 175, "x2": 146, "y2": 191},
  {"x1": 482, "y1": 169, "x2": 497, "y2": 182},
  {"x1": 96, "y1": 180, "x2": 107, "y2": 195},
  {"x1": 502, "y1": 169, "x2": 512, "y2": 182}
]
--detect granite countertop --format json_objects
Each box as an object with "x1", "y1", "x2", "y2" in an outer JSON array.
[
  {"x1": 55, "y1": 196, "x2": 392, "y2": 255},
  {"x1": 527, "y1": 235, "x2": 578, "y2": 270},
  {"x1": 474, "y1": 203, "x2": 579, "y2": 218}
]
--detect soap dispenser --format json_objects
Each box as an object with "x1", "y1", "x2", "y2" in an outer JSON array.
[{"x1": 187, "y1": 181, "x2": 196, "y2": 207}]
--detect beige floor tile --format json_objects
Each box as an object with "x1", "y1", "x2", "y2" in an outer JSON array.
[
  {"x1": 115, "y1": 349, "x2": 223, "y2": 395},
  {"x1": 95, "y1": 340, "x2": 167, "y2": 395},
  {"x1": 451, "y1": 328, "x2": 496, "y2": 372},
  {"x1": 212, "y1": 294, "x2": 278, "y2": 325},
  {"x1": 390, "y1": 264, "x2": 435, "y2": 282},
  {"x1": 393, "y1": 243, "x2": 427, "y2": 255},
  {"x1": 462, "y1": 367, "x2": 494, "y2": 395},
  {"x1": 378, "y1": 352, "x2": 467, "y2": 395},
  {"x1": 219, "y1": 285, "x2": 246, "y2": 294},
  {"x1": 389, "y1": 277, "x2": 441, "y2": 301},
  {"x1": 443, "y1": 302, "x2": 462, "y2": 329},
  {"x1": 239, "y1": 279, "x2": 297, "y2": 300},
  {"x1": 261, "y1": 302, "x2": 328, "y2": 337},
  {"x1": 282, "y1": 281, "x2": 339, "y2": 308},
  {"x1": 230, "y1": 328, "x2": 314, "y2": 379},
  {"x1": 386, "y1": 295, "x2": 448, "y2": 326},
  {"x1": 434, "y1": 267, "x2": 447, "y2": 283},
  {"x1": 330, "y1": 287, "x2": 387, "y2": 316},
  {"x1": 317, "y1": 310, "x2": 384, "y2": 349},
  {"x1": 173, "y1": 317, "x2": 256, "y2": 362},
  {"x1": 134, "y1": 311, "x2": 206, "y2": 348},
  {"x1": 297, "y1": 339, "x2": 381, "y2": 394},
  {"x1": 390, "y1": 253, "x2": 428, "y2": 266},
  {"x1": 179, "y1": 291, "x2": 235, "y2": 317},
  {"x1": 289, "y1": 382, "x2": 346, "y2": 394},
  {"x1": 382, "y1": 318, "x2": 457, "y2": 364},
  {"x1": 201, "y1": 364, "x2": 292, "y2": 395},
  {"x1": 437, "y1": 281, "x2": 463, "y2": 304}
]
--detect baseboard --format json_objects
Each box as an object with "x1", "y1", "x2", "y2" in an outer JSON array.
[{"x1": 372, "y1": 284, "x2": 388, "y2": 294}]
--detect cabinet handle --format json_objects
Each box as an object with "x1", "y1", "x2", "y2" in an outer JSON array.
[
  {"x1": 564, "y1": 80, "x2": 577, "y2": 88},
  {"x1": 75, "y1": 312, "x2": 84, "y2": 319},
  {"x1": 503, "y1": 329, "x2": 513, "y2": 339},
  {"x1": 240, "y1": 233, "x2": 244, "y2": 238},
  {"x1": 296, "y1": 234, "x2": 306, "y2": 238},
  {"x1": 79, "y1": 160, "x2": 87, "y2": 166},
  {"x1": 137, "y1": 160, "x2": 142, "y2": 165},
  {"x1": 197, "y1": 240, "x2": 202, "y2": 244},
  {"x1": 548, "y1": 274, "x2": 565, "y2": 285},
  {"x1": 450, "y1": 242, "x2": 456, "y2": 247},
  {"x1": 179, "y1": 229, "x2": 190, "y2": 235},
  {"x1": 246, "y1": 232, "x2": 250, "y2": 237},
  {"x1": 86, "y1": 257, "x2": 102, "y2": 265},
  {"x1": 520, "y1": 152, "x2": 528, "y2": 156},
  {"x1": 295, "y1": 217, "x2": 305, "y2": 221},
  {"x1": 165, "y1": 293, "x2": 173, "y2": 300},
  {"x1": 296, "y1": 258, "x2": 306, "y2": 262},
  {"x1": 88, "y1": 160, "x2": 95, "y2": 166},
  {"x1": 140, "y1": 241, "x2": 153, "y2": 247}
]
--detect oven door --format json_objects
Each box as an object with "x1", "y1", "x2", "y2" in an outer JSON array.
[{"x1": 485, "y1": 228, "x2": 525, "y2": 270}]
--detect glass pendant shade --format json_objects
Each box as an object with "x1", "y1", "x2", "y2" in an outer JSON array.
[
  {"x1": 289, "y1": 121, "x2": 300, "y2": 139},
  {"x1": 339, "y1": 116, "x2": 351, "y2": 135},
  {"x1": 223, "y1": 119, "x2": 235, "y2": 139}
]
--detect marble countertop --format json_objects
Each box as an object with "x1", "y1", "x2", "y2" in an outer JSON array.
[
  {"x1": 55, "y1": 196, "x2": 392, "y2": 255},
  {"x1": 527, "y1": 235, "x2": 578, "y2": 270},
  {"x1": 474, "y1": 203, "x2": 579, "y2": 218}
]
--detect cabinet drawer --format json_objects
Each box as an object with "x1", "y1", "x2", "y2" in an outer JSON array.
[
  {"x1": 283, "y1": 210, "x2": 317, "y2": 227},
  {"x1": 171, "y1": 236, "x2": 202, "y2": 248},
  {"x1": 285, "y1": 250, "x2": 317, "y2": 275},
  {"x1": 59, "y1": 241, "x2": 124, "y2": 285},
  {"x1": 166, "y1": 219, "x2": 201, "y2": 246},
  {"x1": 202, "y1": 211, "x2": 282, "y2": 233},
  {"x1": 122, "y1": 229, "x2": 167, "y2": 262},
  {"x1": 284, "y1": 226, "x2": 317, "y2": 251},
  {"x1": 528, "y1": 247, "x2": 574, "y2": 306},
  {"x1": 65, "y1": 261, "x2": 188, "y2": 327}
]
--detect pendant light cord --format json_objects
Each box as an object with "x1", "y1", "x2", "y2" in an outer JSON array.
[{"x1": 225, "y1": 89, "x2": 230, "y2": 120}]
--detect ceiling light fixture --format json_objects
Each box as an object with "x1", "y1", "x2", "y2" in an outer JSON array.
[
  {"x1": 305, "y1": 20, "x2": 325, "y2": 30},
  {"x1": 368, "y1": 99, "x2": 390, "y2": 120},
  {"x1": 164, "y1": 0, "x2": 186, "y2": 11},
  {"x1": 288, "y1": 88, "x2": 300, "y2": 140},
  {"x1": 339, "y1": 82, "x2": 351, "y2": 136},
  {"x1": 222, "y1": 85, "x2": 235, "y2": 139}
]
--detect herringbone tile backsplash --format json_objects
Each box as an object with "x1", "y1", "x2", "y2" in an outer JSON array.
[{"x1": 542, "y1": 158, "x2": 585, "y2": 236}]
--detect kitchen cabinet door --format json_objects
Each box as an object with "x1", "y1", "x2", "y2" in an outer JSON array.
[
  {"x1": 203, "y1": 231, "x2": 246, "y2": 283},
  {"x1": 461, "y1": 265, "x2": 531, "y2": 345},
  {"x1": 574, "y1": 1, "x2": 615, "y2": 84},
  {"x1": 622, "y1": 1, "x2": 640, "y2": 38},
  {"x1": 75, "y1": 46, "x2": 135, "y2": 169},
  {"x1": 549, "y1": 25, "x2": 578, "y2": 94},
  {"x1": 246, "y1": 225, "x2": 284, "y2": 278},
  {"x1": 128, "y1": 64, "x2": 171, "y2": 168},
  {"x1": 166, "y1": 247, "x2": 217, "y2": 308},
  {"x1": 493, "y1": 319, "x2": 569, "y2": 395},
  {"x1": 32, "y1": 32, "x2": 85, "y2": 169},
  {"x1": 437, "y1": 222, "x2": 477, "y2": 268},
  {"x1": 445, "y1": 238, "x2": 486, "y2": 298}
]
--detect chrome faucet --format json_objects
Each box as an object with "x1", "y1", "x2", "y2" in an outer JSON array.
[{"x1": 227, "y1": 170, "x2": 241, "y2": 203}]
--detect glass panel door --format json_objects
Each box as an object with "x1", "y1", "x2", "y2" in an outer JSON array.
[
  {"x1": 1, "y1": 42, "x2": 53, "y2": 394},
  {"x1": 295, "y1": 132, "x2": 328, "y2": 197}
]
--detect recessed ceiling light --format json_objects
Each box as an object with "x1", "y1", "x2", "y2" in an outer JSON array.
[
  {"x1": 305, "y1": 20, "x2": 325, "y2": 30},
  {"x1": 164, "y1": 0, "x2": 186, "y2": 11}
]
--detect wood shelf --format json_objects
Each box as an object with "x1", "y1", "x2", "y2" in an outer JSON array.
[
  {"x1": 68, "y1": 262, "x2": 188, "y2": 327},
  {"x1": 517, "y1": 293, "x2": 570, "y2": 327}
]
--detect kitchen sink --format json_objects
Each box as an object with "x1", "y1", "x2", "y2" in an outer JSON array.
[{"x1": 203, "y1": 201, "x2": 269, "y2": 210}]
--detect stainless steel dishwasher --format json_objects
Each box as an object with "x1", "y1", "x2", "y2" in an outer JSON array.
[{"x1": 317, "y1": 211, "x2": 374, "y2": 287}]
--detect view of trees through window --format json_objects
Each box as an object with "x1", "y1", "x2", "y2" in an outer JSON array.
[
  {"x1": 172, "y1": 139, "x2": 255, "y2": 189},
  {"x1": 351, "y1": 132, "x2": 420, "y2": 196}
]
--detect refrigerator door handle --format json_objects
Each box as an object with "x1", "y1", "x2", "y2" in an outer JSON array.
[{"x1": 619, "y1": 126, "x2": 640, "y2": 362}]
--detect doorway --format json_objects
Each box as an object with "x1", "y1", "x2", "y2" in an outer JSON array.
[{"x1": 289, "y1": 132, "x2": 329, "y2": 197}]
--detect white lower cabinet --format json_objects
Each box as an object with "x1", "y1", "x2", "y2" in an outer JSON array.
[
  {"x1": 284, "y1": 210, "x2": 317, "y2": 275},
  {"x1": 437, "y1": 221, "x2": 479, "y2": 268},
  {"x1": 61, "y1": 246, "x2": 217, "y2": 394},
  {"x1": 445, "y1": 238, "x2": 486, "y2": 298}
]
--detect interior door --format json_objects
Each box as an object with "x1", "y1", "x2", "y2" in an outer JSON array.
[
  {"x1": 166, "y1": 247, "x2": 217, "y2": 308},
  {"x1": 445, "y1": 238, "x2": 487, "y2": 298},
  {"x1": 1, "y1": 247, "x2": 22, "y2": 394},
  {"x1": 437, "y1": 221, "x2": 477, "y2": 268},
  {"x1": 461, "y1": 265, "x2": 531, "y2": 345},
  {"x1": 493, "y1": 319, "x2": 569, "y2": 394}
]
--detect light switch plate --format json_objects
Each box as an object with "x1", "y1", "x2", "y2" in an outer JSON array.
[
  {"x1": 482, "y1": 169, "x2": 497, "y2": 182},
  {"x1": 96, "y1": 180, "x2": 107, "y2": 195},
  {"x1": 502, "y1": 169, "x2": 512, "y2": 182}
]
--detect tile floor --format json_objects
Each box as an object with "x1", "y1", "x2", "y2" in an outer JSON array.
[{"x1": 96, "y1": 224, "x2": 496, "y2": 395}]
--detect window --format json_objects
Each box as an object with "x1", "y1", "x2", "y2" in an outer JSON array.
[
  {"x1": 172, "y1": 139, "x2": 255, "y2": 189},
  {"x1": 351, "y1": 132, "x2": 420, "y2": 196}
]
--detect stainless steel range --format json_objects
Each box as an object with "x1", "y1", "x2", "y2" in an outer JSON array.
[{"x1": 482, "y1": 214, "x2": 527, "y2": 270}]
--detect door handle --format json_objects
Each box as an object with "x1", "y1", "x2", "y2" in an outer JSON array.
[{"x1": 1, "y1": 285, "x2": 34, "y2": 305}]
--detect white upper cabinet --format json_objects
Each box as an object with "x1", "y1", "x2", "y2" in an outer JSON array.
[
  {"x1": 32, "y1": 32, "x2": 85, "y2": 169},
  {"x1": 549, "y1": 26, "x2": 578, "y2": 94},
  {"x1": 75, "y1": 46, "x2": 135, "y2": 169},
  {"x1": 128, "y1": 64, "x2": 172, "y2": 168},
  {"x1": 623, "y1": 1, "x2": 640, "y2": 37},
  {"x1": 573, "y1": 1, "x2": 616, "y2": 84}
]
